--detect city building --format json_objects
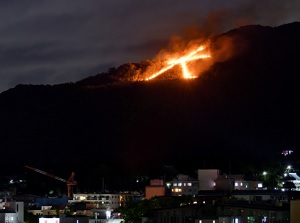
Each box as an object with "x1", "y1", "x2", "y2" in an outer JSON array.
[
  {"x1": 198, "y1": 169, "x2": 264, "y2": 191},
  {"x1": 145, "y1": 179, "x2": 165, "y2": 200},
  {"x1": 68, "y1": 193, "x2": 121, "y2": 219},
  {"x1": 197, "y1": 169, "x2": 220, "y2": 190},
  {"x1": 0, "y1": 201, "x2": 24, "y2": 223},
  {"x1": 168, "y1": 174, "x2": 198, "y2": 196}
]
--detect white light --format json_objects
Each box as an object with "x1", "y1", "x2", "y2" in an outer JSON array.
[
  {"x1": 106, "y1": 210, "x2": 111, "y2": 219},
  {"x1": 39, "y1": 218, "x2": 60, "y2": 223}
]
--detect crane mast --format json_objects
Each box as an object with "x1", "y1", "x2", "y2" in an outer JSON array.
[{"x1": 25, "y1": 165, "x2": 77, "y2": 198}]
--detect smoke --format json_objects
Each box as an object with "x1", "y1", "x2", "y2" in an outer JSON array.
[
  {"x1": 142, "y1": 0, "x2": 300, "y2": 81},
  {"x1": 203, "y1": 0, "x2": 300, "y2": 31}
]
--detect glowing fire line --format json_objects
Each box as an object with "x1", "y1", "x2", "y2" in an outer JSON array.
[{"x1": 145, "y1": 45, "x2": 211, "y2": 80}]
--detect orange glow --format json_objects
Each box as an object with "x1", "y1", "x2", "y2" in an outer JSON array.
[{"x1": 145, "y1": 45, "x2": 211, "y2": 80}]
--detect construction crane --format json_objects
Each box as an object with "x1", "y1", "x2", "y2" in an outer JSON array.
[{"x1": 25, "y1": 165, "x2": 77, "y2": 198}]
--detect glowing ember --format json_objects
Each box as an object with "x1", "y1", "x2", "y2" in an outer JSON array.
[{"x1": 145, "y1": 45, "x2": 211, "y2": 80}]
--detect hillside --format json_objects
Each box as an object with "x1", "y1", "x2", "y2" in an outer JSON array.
[{"x1": 0, "y1": 22, "x2": 300, "y2": 194}]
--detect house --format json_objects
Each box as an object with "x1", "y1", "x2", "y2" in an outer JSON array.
[{"x1": 0, "y1": 201, "x2": 24, "y2": 223}]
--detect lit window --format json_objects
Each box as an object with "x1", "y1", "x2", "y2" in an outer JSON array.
[
  {"x1": 174, "y1": 188, "x2": 182, "y2": 192},
  {"x1": 178, "y1": 183, "x2": 182, "y2": 186},
  {"x1": 173, "y1": 183, "x2": 177, "y2": 186},
  {"x1": 258, "y1": 183, "x2": 263, "y2": 188},
  {"x1": 235, "y1": 182, "x2": 238, "y2": 186},
  {"x1": 79, "y1": 196, "x2": 86, "y2": 201},
  {"x1": 187, "y1": 183, "x2": 192, "y2": 186}
]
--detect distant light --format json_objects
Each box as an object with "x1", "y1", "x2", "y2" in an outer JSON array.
[
  {"x1": 106, "y1": 210, "x2": 111, "y2": 219},
  {"x1": 39, "y1": 218, "x2": 59, "y2": 223},
  {"x1": 282, "y1": 150, "x2": 293, "y2": 156}
]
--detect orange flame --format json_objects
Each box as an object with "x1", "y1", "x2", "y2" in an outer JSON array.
[{"x1": 145, "y1": 45, "x2": 211, "y2": 81}]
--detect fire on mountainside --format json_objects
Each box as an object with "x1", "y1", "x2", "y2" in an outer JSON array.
[{"x1": 143, "y1": 42, "x2": 211, "y2": 81}]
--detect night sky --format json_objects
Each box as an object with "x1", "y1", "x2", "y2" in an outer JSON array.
[{"x1": 0, "y1": 0, "x2": 299, "y2": 93}]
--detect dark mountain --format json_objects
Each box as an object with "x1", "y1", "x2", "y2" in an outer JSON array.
[{"x1": 1, "y1": 22, "x2": 300, "y2": 194}]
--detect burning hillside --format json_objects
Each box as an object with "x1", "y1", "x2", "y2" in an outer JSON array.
[
  {"x1": 144, "y1": 42, "x2": 211, "y2": 80},
  {"x1": 76, "y1": 27, "x2": 243, "y2": 87},
  {"x1": 76, "y1": 35, "x2": 216, "y2": 87}
]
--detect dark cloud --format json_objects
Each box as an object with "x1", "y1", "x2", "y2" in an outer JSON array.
[{"x1": 0, "y1": 0, "x2": 299, "y2": 93}]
